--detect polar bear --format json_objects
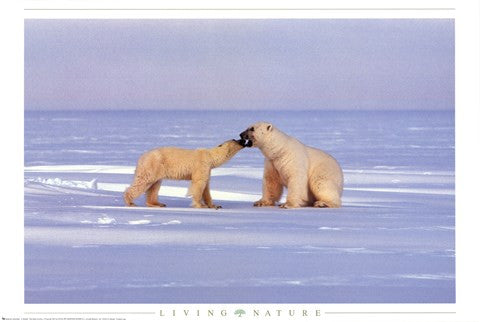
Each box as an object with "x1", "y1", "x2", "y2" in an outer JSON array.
[
  {"x1": 124, "y1": 139, "x2": 247, "y2": 209},
  {"x1": 240, "y1": 122, "x2": 343, "y2": 208}
]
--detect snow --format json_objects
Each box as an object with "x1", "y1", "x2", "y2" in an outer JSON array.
[
  {"x1": 127, "y1": 219, "x2": 152, "y2": 225},
  {"x1": 24, "y1": 110, "x2": 455, "y2": 303}
]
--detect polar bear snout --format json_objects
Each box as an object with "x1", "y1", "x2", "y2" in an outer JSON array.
[
  {"x1": 239, "y1": 130, "x2": 249, "y2": 140},
  {"x1": 234, "y1": 139, "x2": 246, "y2": 147},
  {"x1": 234, "y1": 138, "x2": 252, "y2": 148},
  {"x1": 239, "y1": 130, "x2": 254, "y2": 147}
]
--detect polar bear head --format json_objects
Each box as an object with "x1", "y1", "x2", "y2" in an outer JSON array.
[
  {"x1": 239, "y1": 122, "x2": 274, "y2": 148},
  {"x1": 209, "y1": 139, "x2": 247, "y2": 167}
]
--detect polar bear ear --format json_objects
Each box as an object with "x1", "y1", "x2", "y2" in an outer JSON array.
[{"x1": 266, "y1": 124, "x2": 273, "y2": 131}]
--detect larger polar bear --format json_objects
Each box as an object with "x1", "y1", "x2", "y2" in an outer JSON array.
[
  {"x1": 240, "y1": 122, "x2": 343, "y2": 208},
  {"x1": 124, "y1": 139, "x2": 247, "y2": 209}
]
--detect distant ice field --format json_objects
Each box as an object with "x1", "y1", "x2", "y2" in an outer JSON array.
[{"x1": 24, "y1": 110, "x2": 455, "y2": 303}]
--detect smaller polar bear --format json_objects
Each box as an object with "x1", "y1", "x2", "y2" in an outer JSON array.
[
  {"x1": 240, "y1": 122, "x2": 343, "y2": 208},
  {"x1": 124, "y1": 139, "x2": 247, "y2": 209}
]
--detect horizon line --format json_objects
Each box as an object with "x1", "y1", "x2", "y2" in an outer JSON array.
[{"x1": 24, "y1": 108, "x2": 455, "y2": 112}]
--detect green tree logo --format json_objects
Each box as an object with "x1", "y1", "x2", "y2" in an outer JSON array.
[{"x1": 234, "y1": 309, "x2": 246, "y2": 317}]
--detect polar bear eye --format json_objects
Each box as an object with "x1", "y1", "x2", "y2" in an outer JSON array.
[{"x1": 218, "y1": 144, "x2": 223, "y2": 147}]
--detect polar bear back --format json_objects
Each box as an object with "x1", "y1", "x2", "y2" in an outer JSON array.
[
  {"x1": 306, "y1": 146, "x2": 344, "y2": 193},
  {"x1": 263, "y1": 127, "x2": 343, "y2": 193},
  {"x1": 136, "y1": 147, "x2": 209, "y2": 180}
]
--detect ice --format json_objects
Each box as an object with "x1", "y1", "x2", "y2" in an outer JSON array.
[
  {"x1": 24, "y1": 110, "x2": 455, "y2": 303},
  {"x1": 97, "y1": 216, "x2": 116, "y2": 225},
  {"x1": 127, "y1": 219, "x2": 151, "y2": 225},
  {"x1": 318, "y1": 227, "x2": 342, "y2": 231},
  {"x1": 162, "y1": 220, "x2": 182, "y2": 225}
]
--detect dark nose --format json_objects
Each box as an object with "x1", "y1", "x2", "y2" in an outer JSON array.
[
  {"x1": 234, "y1": 139, "x2": 246, "y2": 146},
  {"x1": 239, "y1": 130, "x2": 248, "y2": 140}
]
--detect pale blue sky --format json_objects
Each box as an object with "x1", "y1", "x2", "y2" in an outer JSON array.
[{"x1": 24, "y1": 19, "x2": 454, "y2": 110}]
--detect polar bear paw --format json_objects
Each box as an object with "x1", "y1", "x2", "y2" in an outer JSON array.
[
  {"x1": 314, "y1": 200, "x2": 342, "y2": 208},
  {"x1": 279, "y1": 202, "x2": 301, "y2": 209},
  {"x1": 253, "y1": 199, "x2": 275, "y2": 207},
  {"x1": 192, "y1": 202, "x2": 222, "y2": 209},
  {"x1": 146, "y1": 202, "x2": 166, "y2": 208}
]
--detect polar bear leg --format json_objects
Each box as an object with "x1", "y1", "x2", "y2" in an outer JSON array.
[
  {"x1": 202, "y1": 182, "x2": 221, "y2": 209},
  {"x1": 254, "y1": 159, "x2": 283, "y2": 207},
  {"x1": 124, "y1": 178, "x2": 151, "y2": 207},
  {"x1": 280, "y1": 173, "x2": 309, "y2": 209},
  {"x1": 309, "y1": 179, "x2": 342, "y2": 208},
  {"x1": 189, "y1": 169, "x2": 210, "y2": 208},
  {"x1": 145, "y1": 180, "x2": 166, "y2": 207},
  {"x1": 190, "y1": 180, "x2": 208, "y2": 208}
]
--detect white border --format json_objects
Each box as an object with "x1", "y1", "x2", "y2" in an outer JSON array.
[{"x1": 2, "y1": 0, "x2": 479, "y2": 321}]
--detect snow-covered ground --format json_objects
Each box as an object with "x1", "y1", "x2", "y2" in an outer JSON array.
[{"x1": 24, "y1": 110, "x2": 455, "y2": 303}]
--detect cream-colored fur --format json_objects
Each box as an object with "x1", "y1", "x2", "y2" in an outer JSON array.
[
  {"x1": 124, "y1": 140, "x2": 244, "y2": 208},
  {"x1": 240, "y1": 122, "x2": 343, "y2": 208}
]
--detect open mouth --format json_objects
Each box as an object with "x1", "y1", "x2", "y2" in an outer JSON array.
[
  {"x1": 234, "y1": 139, "x2": 253, "y2": 147},
  {"x1": 239, "y1": 131, "x2": 254, "y2": 147}
]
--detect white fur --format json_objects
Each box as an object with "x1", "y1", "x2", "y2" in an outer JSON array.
[{"x1": 243, "y1": 122, "x2": 343, "y2": 208}]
